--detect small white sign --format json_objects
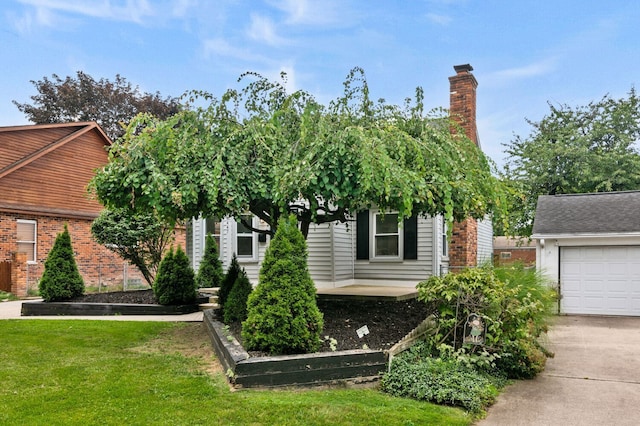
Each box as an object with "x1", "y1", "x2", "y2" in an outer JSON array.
[{"x1": 356, "y1": 325, "x2": 370, "y2": 338}]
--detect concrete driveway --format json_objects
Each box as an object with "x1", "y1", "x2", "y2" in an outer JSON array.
[{"x1": 478, "y1": 315, "x2": 640, "y2": 425}]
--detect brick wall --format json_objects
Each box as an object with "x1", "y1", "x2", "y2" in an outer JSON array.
[
  {"x1": 0, "y1": 212, "x2": 186, "y2": 297},
  {"x1": 448, "y1": 64, "x2": 479, "y2": 270}
]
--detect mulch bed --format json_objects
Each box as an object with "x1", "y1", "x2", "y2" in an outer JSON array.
[{"x1": 71, "y1": 289, "x2": 430, "y2": 352}]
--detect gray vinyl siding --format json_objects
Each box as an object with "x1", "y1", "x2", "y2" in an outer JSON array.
[
  {"x1": 306, "y1": 223, "x2": 333, "y2": 283},
  {"x1": 332, "y1": 221, "x2": 355, "y2": 282},
  {"x1": 476, "y1": 216, "x2": 493, "y2": 266},
  {"x1": 353, "y1": 216, "x2": 436, "y2": 283}
]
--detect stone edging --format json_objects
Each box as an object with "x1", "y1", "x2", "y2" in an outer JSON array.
[{"x1": 203, "y1": 310, "x2": 387, "y2": 388}]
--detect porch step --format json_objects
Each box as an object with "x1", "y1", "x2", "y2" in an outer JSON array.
[
  {"x1": 198, "y1": 287, "x2": 220, "y2": 295},
  {"x1": 199, "y1": 302, "x2": 220, "y2": 311}
]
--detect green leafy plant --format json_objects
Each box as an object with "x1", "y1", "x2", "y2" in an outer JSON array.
[
  {"x1": 195, "y1": 233, "x2": 224, "y2": 289},
  {"x1": 39, "y1": 224, "x2": 85, "y2": 302},
  {"x1": 382, "y1": 342, "x2": 505, "y2": 413},
  {"x1": 153, "y1": 246, "x2": 196, "y2": 305},
  {"x1": 223, "y1": 269, "x2": 253, "y2": 324},
  {"x1": 416, "y1": 264, "x2": 556, "y2": 379},
  {"x1": 242, "y1": 215, "x2": 323, "y2": 355}
]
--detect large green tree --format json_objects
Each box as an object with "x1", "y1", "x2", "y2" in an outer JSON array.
[
  {"x1": 13, "y1": 71, "x2": 180, "y2": 140},
  {"x1": 502, "y1": 89, "x2": 640, "y2": 236},
  {"x1": 91, "y1": 69, "x2": 506, "y2": 237}
]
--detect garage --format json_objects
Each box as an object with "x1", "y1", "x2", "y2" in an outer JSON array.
[
  {"x1": 561, "y1": 246, "x2": 640, "y2": 316},
  {"x1": 533, "y1": 191, "x2": 640, "y2": 316}
]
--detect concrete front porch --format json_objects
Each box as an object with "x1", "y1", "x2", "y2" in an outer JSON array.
[{"x1": 316, "y1": 285, "x2": 418, "y2": 302}]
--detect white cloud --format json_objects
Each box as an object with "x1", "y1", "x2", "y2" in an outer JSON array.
[
  {"x1": 16, "y1": 0, "x2": 155, "y2": 24},
  {"x1": 202, "y1": 37, "x2": 269, "y2": 64},
  {"x1": 268, "y1": 0, "x2": 343, "y2": 26},
  {"x1": 486, "y1": 58, "x2": 558, "y2": 86},
  {"x1": 426, "y1": 13, "x2": 452, "y2": 26},
  {"x1": 247, "y1": 14, "x2": 289, "y2": 46}
]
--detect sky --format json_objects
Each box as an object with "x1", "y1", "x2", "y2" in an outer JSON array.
[{"x1": 1, "y1": 0, "x2": 639, "y2": 168}]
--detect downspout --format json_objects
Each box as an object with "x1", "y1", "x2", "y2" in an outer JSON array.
[{"x1": 432, "y1": 216, "x2": 440, "y2": 277}]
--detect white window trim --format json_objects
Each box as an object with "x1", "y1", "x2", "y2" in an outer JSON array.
[
  {"x1": 17, "y1": 219, "x2": 37, "y2": 264},
  {"x1": 442, "y1": 218, "x2": 449, "y2": 259},
  {"x1": 370, "y1": 210, "x2": 403, "y2": 261},
  {"x1": 235, "y1": 214, "x2": 259, "y2": 262}
]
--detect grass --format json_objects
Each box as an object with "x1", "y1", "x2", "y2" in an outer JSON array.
[{"x1": 0, "y1": 320, "x2": 472, "y2": 425}]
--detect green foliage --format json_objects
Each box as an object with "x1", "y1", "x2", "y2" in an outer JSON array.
[
  {"x1": 502, "y1": 89, "x2": 640, "y2": 236},
  {"x1": 39, "y1": 225, "x2": 85, "y2": 302},
  {"x1": 416, "y1": 264, "x2": 556, "y2": 379},
  {"x1": 219, "y1": 254, "x2": 241, "y2": 317},
  {"x1": 91, "y1": 68, "x2": 507, "y2": 239},
  {"x1": 382, "y1": 342, "x2": 505, "y2": 413},
  {"x1": 153, "y1": 246, "x2": 196, "y2": 305},
  {"x1": 0, "y1": 291, "x2": 18, "y2": 302},
  {"x1": 223, "y1": 269, "x2": 253, "y2": 323},
  {"x1": 195, "y1": 234, "x2": 224, "y2": 289},
  {"x1": 242, "y1": 215, "x2": 323, "y2": 355},
  {"x1": 91, "y1": 208, "x2": 175, "y2": 286},
  {"x1": 13, "y1": 71, "x2": 180, "y2": 140}
]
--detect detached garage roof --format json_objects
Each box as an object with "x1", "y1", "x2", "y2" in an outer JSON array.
[{"x1": 532, "y1": 191, "x2": 640, "y2": 236}]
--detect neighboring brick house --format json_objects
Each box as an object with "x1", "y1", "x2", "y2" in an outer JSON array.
[
  {"x1": 187, "y1": 65, "x2": 493, "y2": 288},
  {"x1": 0, "y1": 122, "x2": 185, "y2": 297},
  {"x1": 493, "y1": 236, "x2": 536, "y2": 266}
]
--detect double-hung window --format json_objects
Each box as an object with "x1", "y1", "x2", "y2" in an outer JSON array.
[
  {"x1": 17, "y1": 219, "x2": 37, "y2": 263},
  {"x1": 373, "y1": 212, "x2": 402, "y2": 259},
  {"x1": 205, "y1": 217, "x2": 221, "y2": 251},
  {"x1": 236, "y1": 214, "x2": 257, "y2": 260}
]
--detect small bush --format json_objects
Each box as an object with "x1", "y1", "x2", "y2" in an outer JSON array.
[
  {"x1": 242, "y1": 215, "x2": 323, "y2": 355},
  {"x1": 195, "y1": 234, "x2": 224, "y2": 289},
  {"x1": 39, "y1": 224, "x2": 85, "y2": 302},
  {"x1": 416, "y1": 264, "x2": 556, "y2": 379},
  {"x1": 219, "y1": 254, "x2": 241, "y2": 317},
  {"x1": 153, "y1": 246, "x2": 196, "y2": 305},
  {"x1": 381, "y1": 342, "x2": 504, "y2": 413},
  {"x1": 223, "y1": 269, "x2": 253, "y2": 324}
]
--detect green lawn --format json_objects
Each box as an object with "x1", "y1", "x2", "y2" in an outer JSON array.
[{"x1": 0, "y1": 320, "x2": 472, "y2": 425}]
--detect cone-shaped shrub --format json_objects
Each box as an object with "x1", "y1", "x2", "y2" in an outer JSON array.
[
  {"x1": 219, "y1": 254, "x2": 241, "y2": 316},
  {"x1": 195, "y1": 234, "x2": 224, "y2": 289},
  {"x1": 39, "y1": 224, "x2": 84, "y2": 302},
  {"x1": 242, "y1": 215, "x2": 323, "y2": 355},
  {"x1": 223, "y1": 268, "x2": 253, "y2": 324},
  {"x1": 153, "y1": 246, "x2": 196, "y2": 305}
]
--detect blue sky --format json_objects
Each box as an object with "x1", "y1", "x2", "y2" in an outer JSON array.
[{"x1": 1, "y1": 0, "x2": 639, "y2": 167}]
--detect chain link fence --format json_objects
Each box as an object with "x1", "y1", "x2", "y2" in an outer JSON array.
[{"x1": 26, "y1": 262, "x2": 149, "y2": 296}]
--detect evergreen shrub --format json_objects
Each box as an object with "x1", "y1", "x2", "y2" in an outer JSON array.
[
  {"x1": 195, "y1": 234, "x2": 224, "y2": 289},
  {"x1": 219, "y1": 254, "x2": 241, "y2": 317},
  {"x1": 153, "y1": 246, "x2": 196, "y2": 305},
  {"x1": 242, "y1": 215, "x2": 323, "y2": 355},
  {"x1": 39, "y1": 224, "x2": 85, "y2": 302},
  {"x1": 223, "y1": 268, "x2": 253, "y2": 323}
]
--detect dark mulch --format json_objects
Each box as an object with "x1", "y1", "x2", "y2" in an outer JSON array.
[
  {"x1": 71, "y1": 289, "x2": 158, "y2": 304},
  {"x1": 70, "y1": 290, "x2": 431, "y2": 352}
]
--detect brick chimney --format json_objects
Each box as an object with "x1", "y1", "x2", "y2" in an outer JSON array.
[{"x1": 448, "y1": 64, "x2": 478, "y2": 270}]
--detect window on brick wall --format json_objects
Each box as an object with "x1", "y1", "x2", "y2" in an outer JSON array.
[{"x1": 17, "y1": 219, "x2": 37, "y2": 263}]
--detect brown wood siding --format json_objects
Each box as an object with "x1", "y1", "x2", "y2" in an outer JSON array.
[
  {"x1": 0, "y1": 129, "x2": 108, "y2": 215},
  {"x1": 0, "y1": 127, "x2": 78, "y2": 170}
]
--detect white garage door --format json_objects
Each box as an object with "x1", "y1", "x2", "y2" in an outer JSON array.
[{"x1": 561, "y1": 246, "x2": 640, "y2": 316}]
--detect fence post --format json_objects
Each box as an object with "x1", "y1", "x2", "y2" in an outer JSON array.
[{"x1": 10, "y1": 252, "x2": 28, "y2": 298}]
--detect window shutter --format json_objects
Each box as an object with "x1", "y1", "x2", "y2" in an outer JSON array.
[
  {"x1": 403, "y1": 215, "x2": 418, "y2": 260},
  {"x1": 356, "y1": 210, "x2": 369, "y2": 260}
]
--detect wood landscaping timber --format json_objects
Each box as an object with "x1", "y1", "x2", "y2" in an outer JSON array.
[{"x1": 203, "y1": 310, "x2": 387, "y2": 389}]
